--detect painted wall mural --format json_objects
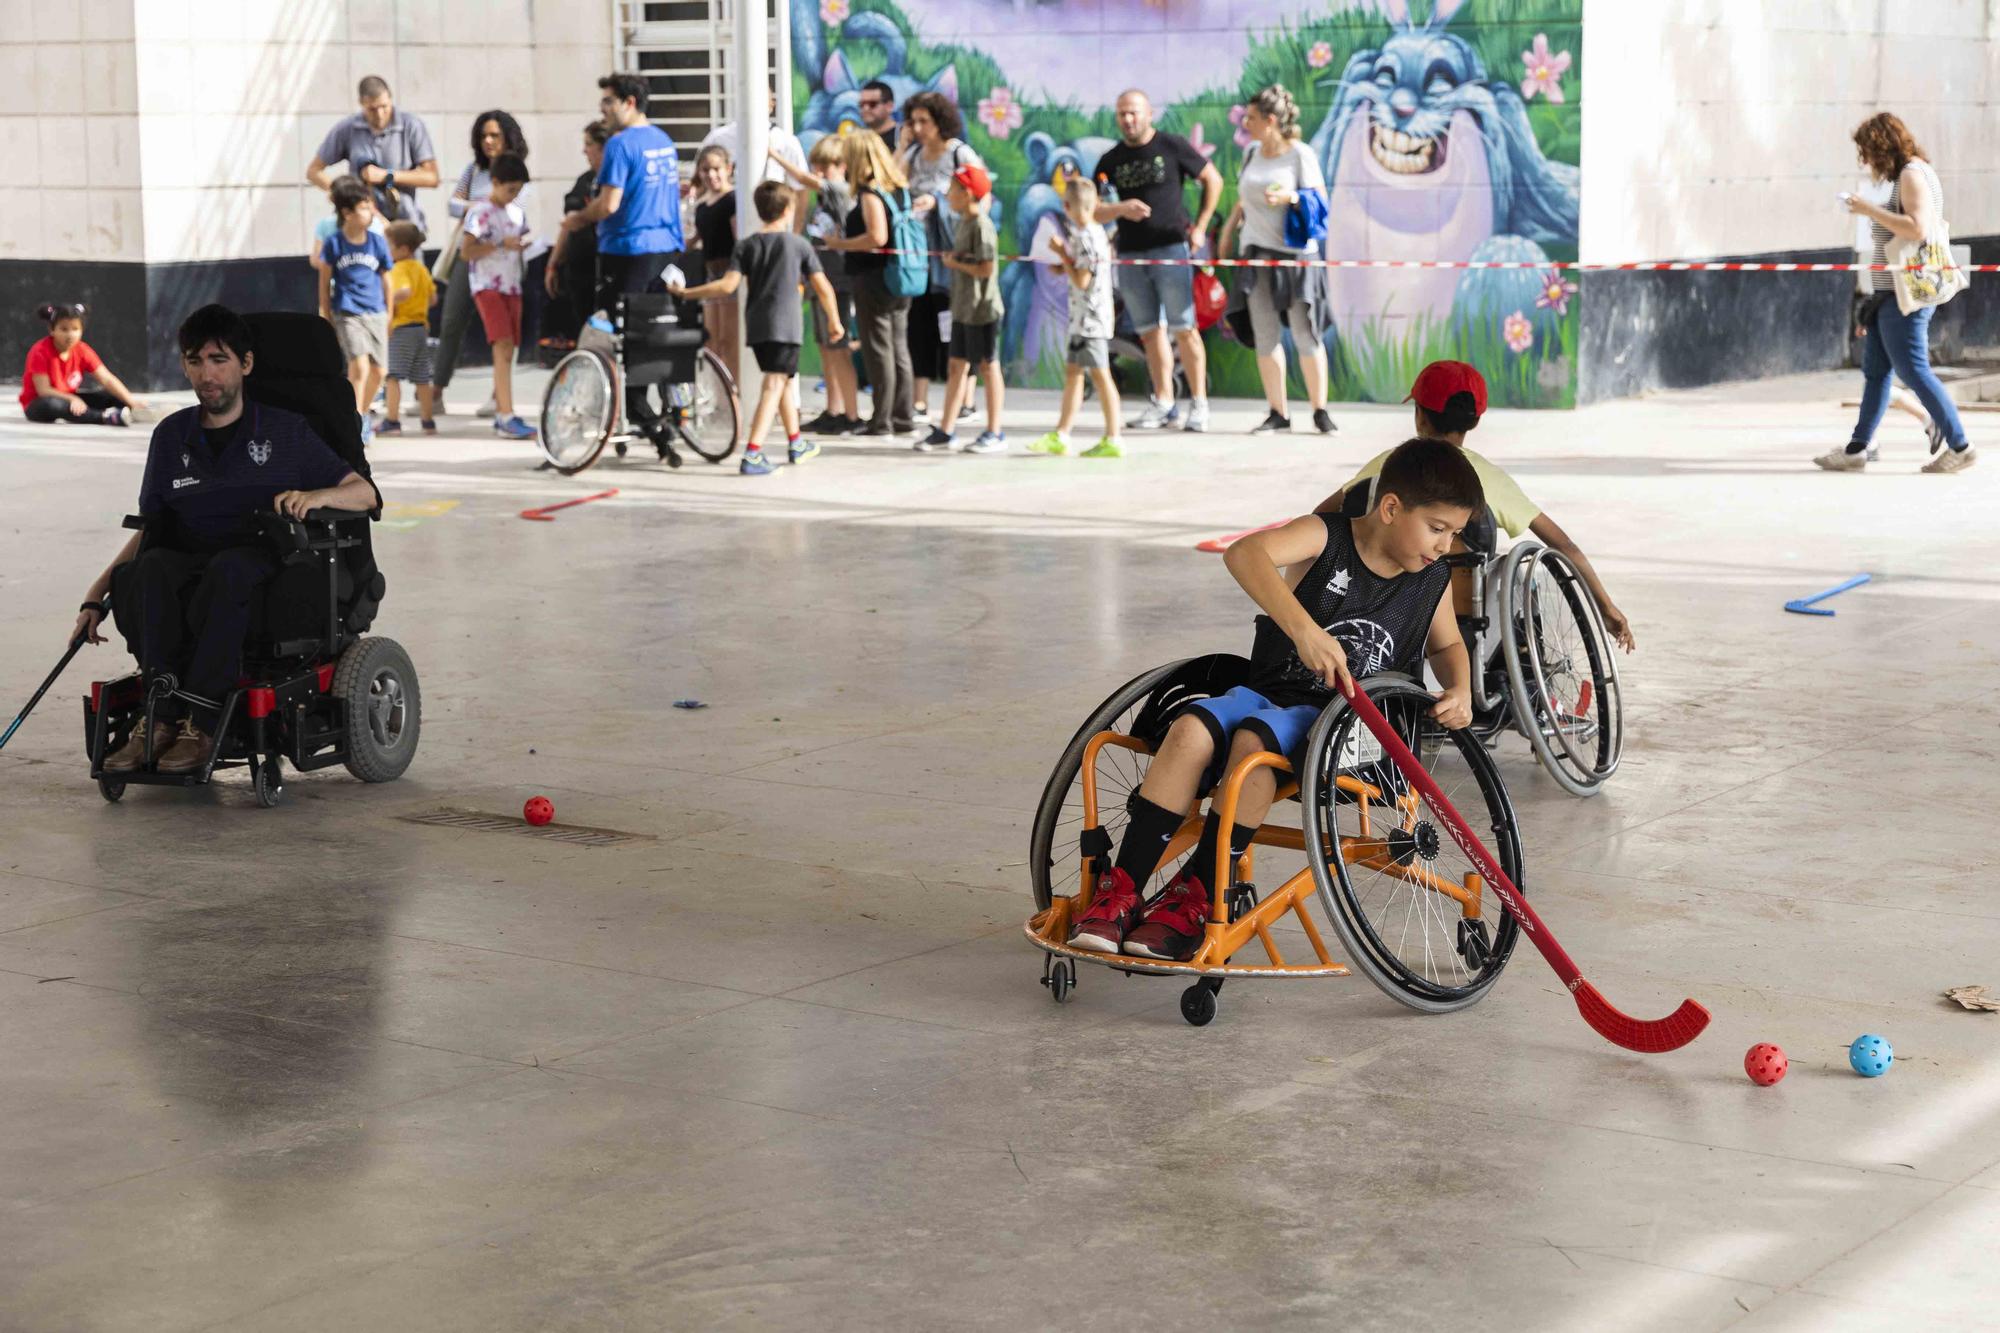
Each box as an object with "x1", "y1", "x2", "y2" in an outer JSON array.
[{"x1": 790, "y1": 0, "x2": 1582, "y2": 407}]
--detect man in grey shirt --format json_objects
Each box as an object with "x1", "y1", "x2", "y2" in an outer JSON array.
[{"x1": 306, "y1": 75, "x2": 441, "y2": 230}]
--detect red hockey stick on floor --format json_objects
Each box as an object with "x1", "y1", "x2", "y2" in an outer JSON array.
[{"x1": 1340, "y1": 680, "x2": 1710, "y2": 1053}]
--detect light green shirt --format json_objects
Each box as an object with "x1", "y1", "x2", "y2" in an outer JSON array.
[{"x1": 1347, "y1": 445, "x2": 1542, "y2": 539}]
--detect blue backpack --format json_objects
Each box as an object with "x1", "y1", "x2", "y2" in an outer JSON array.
[{"x1": 874, "y1": 186, "x2": 929, "y2": 298}]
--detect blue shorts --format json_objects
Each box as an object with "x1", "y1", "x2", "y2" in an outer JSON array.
[
  {"x1": 1116, "y1": 241, "x2": 1197, "y2": 333},
  {"x1": 1179, "y1": 686, "x2": 1321, "y2": 792}
]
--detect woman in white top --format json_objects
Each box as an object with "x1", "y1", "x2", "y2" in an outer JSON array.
[
  {"x1": 435, "y1": 110, "x2": 530, "y2": 412},
  {"x1": 1219, "y1": 84, "x2": 1335, "y2": 436},
  {"x1": 898, "y1": 90, "x2": 982, "y2": 423},
  {"x1": 1818, "y1": 112, "x2": 1974, "y2": 474}
]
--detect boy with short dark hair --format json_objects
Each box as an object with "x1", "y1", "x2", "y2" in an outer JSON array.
[
  {"x1": 1068, "y1": 437, "x2": 1484, "y2": 962},
  {"x1": 920, "y1": 163, "x2": 1006, "y2": 454},
  {"x1": 672, "y1": 180, "x2": 845, "y2": 476},
  {"x1": 460, "y1": 152, "x2": 536, "y2": 440},
  {"x1": 318, "y1": 176, "x2": 393, "y2": 427},
  {"x1": 380, "y1": 219, "x2": 436, "y2": 435}
]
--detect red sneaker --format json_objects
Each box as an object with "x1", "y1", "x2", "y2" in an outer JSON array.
[
  {"x1": 1123, "y1": 873, "x2": 1210, "y2": 961},
  {"x1": 1067, "y1": 868, "x2": 1140, "y2": 953}
]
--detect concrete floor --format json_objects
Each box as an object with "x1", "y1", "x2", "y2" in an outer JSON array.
[{"x1": 4, "y1": 369, "x2": 2000, "y2": 1331}]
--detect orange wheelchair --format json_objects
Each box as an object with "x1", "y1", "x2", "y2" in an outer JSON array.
[{"x1": 1027, "y1": 657, "x2": 1526, "y2": 1026}]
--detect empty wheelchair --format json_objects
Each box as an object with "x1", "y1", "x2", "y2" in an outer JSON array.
[
  {"x1": 537, "y1": 289, "x2": 739, "y2": 474},
  {"x1": 1026, "y1": 656, "x2": 1525, "y2": 1025},
  {"x1": 85, "y1": 312, "x2": 419, "y2": 809}
]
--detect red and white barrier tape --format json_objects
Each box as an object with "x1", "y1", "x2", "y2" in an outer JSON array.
[{"x1": 865, "y1": 249, "x2": 1990, "y2": 273}]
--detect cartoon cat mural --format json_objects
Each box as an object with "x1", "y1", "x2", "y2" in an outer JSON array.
[
  {"x1": 791, "y1": 0, "x2": 958, "y2": 155},
  {"x1": 1308, "y1": 0, "x2": 1579, "y2": 344},
  {"x1": 1000, "y1": 130, "x2": 1115, "y2": 378}
]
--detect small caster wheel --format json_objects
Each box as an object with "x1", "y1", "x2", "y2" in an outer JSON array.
[
  {"x1": 98, "y1": 776, "x2": 126, "y2": 803},
  {"x1": 1042, "y1": 956, "x2": 1075, "y2": 1003},
  {"x1": 614, "y1": 440, "x2": 629, "y2": 458},
  {"x1": 1456, "y1": 917, "x2": 1492, "y2": 970},
  {"x1": 1180, "y1": 980, "x2": 1219, "y2": 1027},
  {"x1": 253, "y1": 757, "x2": 284, "y2": 809},
  {"x1": 1226, "y1": 883, "x2": 1259, "y2": 923}
]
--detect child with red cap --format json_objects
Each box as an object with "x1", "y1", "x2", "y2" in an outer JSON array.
[
  {"x1": 1318, "y1": 359, "x2": 1635, "y2": 651},
  {"x1": 920, "y1": 162, "x2": 1007, "y2": 453}
]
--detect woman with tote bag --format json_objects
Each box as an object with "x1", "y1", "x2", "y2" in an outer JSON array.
[{"x1": 1817, "y1": 113, "x2": 1975, "y2": 474}]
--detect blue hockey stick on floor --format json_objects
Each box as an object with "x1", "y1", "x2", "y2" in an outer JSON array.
[{"x1": 1784, "y1": 573, "x2": 1871, "y2": 617}]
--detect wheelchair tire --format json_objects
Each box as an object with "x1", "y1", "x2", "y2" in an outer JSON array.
[
  {"x1": 1500, "y1": 544, "x2": 1623, "y2": 797},
  {"x1": 98, "y1": 776, "x2": 125, "y2": 803},
  {"x1": 336, "y1": 637, "x2": 421, "y2": 783},
  {"x1": 678, "y1": 348, "x2": 740, "y2": 463},
  {"x1": 538, "y1": 349, "x2": 617, "y2": 475},
  {"x1": 254, "y1": 756, "x2": 284, "y2": 809},
  {"x1": 1301, "y1": 676, "x2": 1523, "y2": 1013}
]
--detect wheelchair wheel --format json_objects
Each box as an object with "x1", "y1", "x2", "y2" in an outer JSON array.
[
  {"x1": 253, "y1": 756, "x2": 284, "y2": 809},
  {"x1": 98, "y1": 776, "x2": 125, "y2": 803},
  {"x1": 1500, "y1": 544, "x2": 1623, "y2": 797},
  {"x1": 335, "y1": 637, "x2": 421, "y2": 783},
  {"x1": 538, "y1": 349, "x2": 617, "y2": 474},
  {"x1": 1027, "y1": 654, "x2": 1252, "y2": 913},
  {"x1": 1301, "y1": 676, "x2": 1523, "y2": 1013},
  {"x1": 674, "y1": 347, "x2": 740, "y2": 463}
]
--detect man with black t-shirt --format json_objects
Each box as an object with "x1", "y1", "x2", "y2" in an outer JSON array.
[
  {"x1": 72, "y1": 306, "x2": 377, "y2": 776},
  {"x1": 1093, "y1": 89, "x2": 1223, "y2": 433}
]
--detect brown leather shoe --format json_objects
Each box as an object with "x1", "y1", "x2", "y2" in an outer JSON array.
[
  {"x1": 154, "y1": 720, "x2": 216, "y2": 775},
  {"x1": 102, "y1": 720, "x2": 177, "y2": 772}
]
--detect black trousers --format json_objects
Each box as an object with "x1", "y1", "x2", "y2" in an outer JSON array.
[
  {"x1": 24, "y1": 391, "x2": 120, "y2": 425},
  {"x1": 110, "y1": 546, "x2": 280, "y2": 723},
  {"x1": 596, "y1": 251, "x2": 673, "y2": 433}
]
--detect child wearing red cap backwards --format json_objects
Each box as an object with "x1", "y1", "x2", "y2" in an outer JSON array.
[
  {"x1": 921, "y1": 162, "x2": 1007, "y2": 453},
  {"x1": 1318, "y1": 360, "x2": 1635, "y2": 650}
]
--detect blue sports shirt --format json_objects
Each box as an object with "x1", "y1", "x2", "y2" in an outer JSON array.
[{"x1": 596, "y1": 123, "x2": 684, "y2": 256}]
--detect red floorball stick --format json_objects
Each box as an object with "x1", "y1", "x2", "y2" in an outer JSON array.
[
  {"x1": 520, "y1": 488, "x2": 619, "y2": 522},
  {"x1": 1339, "y1": 680, "x2": 1711, "y2": 1053},
  {"x1": 1194, "y1": 520, "x2": 1286, "y2": 553}
]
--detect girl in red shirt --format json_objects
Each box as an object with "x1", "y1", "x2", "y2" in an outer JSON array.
[{"x1": 18, "y1": 303, "x2": 147, "y2": 426}]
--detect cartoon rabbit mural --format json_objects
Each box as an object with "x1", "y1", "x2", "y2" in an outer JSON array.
[{"x1": 791, "y1": 0, "x2": 958, "y2": 156}]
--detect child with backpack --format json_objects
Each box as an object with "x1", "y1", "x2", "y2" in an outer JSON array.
[{"x1": 823, "y1": 131, "x2": 927, "y2": 437}]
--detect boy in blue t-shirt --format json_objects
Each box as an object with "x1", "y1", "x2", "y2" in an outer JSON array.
[{"x1": 317, "y1": 176, "x2": 393, "y2": 421}]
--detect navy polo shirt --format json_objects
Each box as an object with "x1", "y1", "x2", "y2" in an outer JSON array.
[{"x1": 138, "y1": 404, "x2": 354, "y2": 551}]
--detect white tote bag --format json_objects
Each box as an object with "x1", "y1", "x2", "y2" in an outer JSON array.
[{"x1": 1889, "y1": 161, "x2": 1968, "y2": 315}]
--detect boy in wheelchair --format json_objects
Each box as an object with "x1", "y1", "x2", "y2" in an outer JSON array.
[
  {"x1": 72, "y1": 305, "x2": 378, "y2": 775},
  {"x1": 1068, "y1": 438, "x2": 1483, "y2": 961},
  {"x1": 1318, "y1": 360, "x2": 1635, "y2": 653}
]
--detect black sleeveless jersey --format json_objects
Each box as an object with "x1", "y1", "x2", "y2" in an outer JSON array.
[{"x1": 1246, "y1": 513, "x2": 1452, "y2": 707}]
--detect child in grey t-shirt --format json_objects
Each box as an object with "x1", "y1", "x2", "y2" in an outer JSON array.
[
  {"x1": 672, "y1": 181, "x2": 844, "y2": 475},
  {"x1": 1028, "y1": 178, "x2": 1123, "y2": 458}
]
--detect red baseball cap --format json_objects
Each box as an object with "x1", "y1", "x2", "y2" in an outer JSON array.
[
  {"x1": 951, "y1": 162, "x2": 991, "y2": 200},
  {"x1": 1405, "y1": 360, "x2": 1488, "y2": 417}
]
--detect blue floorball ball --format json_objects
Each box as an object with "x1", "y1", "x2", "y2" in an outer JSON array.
[{"x1": 1849, "y1": 1034, "x2": 1894, "y2": 1078}]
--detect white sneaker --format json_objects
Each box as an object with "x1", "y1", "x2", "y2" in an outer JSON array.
[
  {"x1": 961, "y1": 430, "x2": 1008, "y2": 455},
  {"x1": 1130, "y1": 398, "x2": 1179, "y2": 430},
  {"x1": 476, "y1": 397, "x2": 498, "y2": 419},
  {"x1": 1180, "y1": 400, "x2": 1210, "y2": 433},
  {"x1": 1921, "y1": 443, "x2": 1977, "y2": 474},
  {"x1": 1812, "y1": 448, "x2": 1868, "y2": 472}
]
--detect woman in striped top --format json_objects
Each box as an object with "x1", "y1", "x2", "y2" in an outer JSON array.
[
  {"x1": 1817, "y1": 113, "x2": 1975, "y2": 474},
  {"x1": 435, "y1": 110, "x2": 531, "y2": 413}
]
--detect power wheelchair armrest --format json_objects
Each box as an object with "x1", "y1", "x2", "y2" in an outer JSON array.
[{"x1": 254, "y1": 508, "x2": 374, "y2": 561}]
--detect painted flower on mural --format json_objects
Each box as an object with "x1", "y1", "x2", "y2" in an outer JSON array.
[
  {"x1": 1534, "y1": 269, "x2": 1578, "y2": 317},
  {"x1": 1228, "y1": 104, "x2": 1254, "y2": 150},
  {"x1": 1503, "y1": 311, "x2": 1535, "y2": 355},
  {"x1": 977, "y1": 86, "x2": 1024, "y2": 139},
  {"x1": 1521, "y1": 33, "x2": 1571, "y2": 102},
  {"x1": 819, "y1": 0, "x2": 849, "y2": 23},
  {"x1": 1306, "y1": 41, "x2": 1334, "y2": 70},
  {"x1": 1186, "y1": 122, "x2": 1216, "y2": 160}
]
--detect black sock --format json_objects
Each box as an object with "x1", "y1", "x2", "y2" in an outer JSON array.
[
  {"x1": 1113, "y1": 794, "x2": 1185, "y2": 886},
  {"x1": 1189, "y1": 814, "x2": 1261, "y2": 887},
  {"x1": 1845, "y1": 440, "x2": 1870, "y2": 455}
]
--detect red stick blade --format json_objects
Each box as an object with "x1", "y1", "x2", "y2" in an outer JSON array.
[{"x1": 1571, "y1": 981, "x2": 1711, "y2": 1053}]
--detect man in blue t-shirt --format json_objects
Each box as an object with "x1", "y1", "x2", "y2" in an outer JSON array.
[
  {"x1": 560, "y1": 71, "x2": 685, "y2": 447},
  {"x1": 72, "y1": 305, "x2": 379, "y2": 776}
]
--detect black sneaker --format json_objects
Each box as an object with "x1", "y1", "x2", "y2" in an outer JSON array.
[
  {"x1": 1250, "y1": 409, "x2": 1291, "y2": 435},
  {"x1": 802, "y1": 410, "x2": 844, "y2": 433},
  {"x1": 836, "y1": 415, "x2": 866, "y2": 435},
  {"x1": 1312, "y1": 408, "x2": 1338, "y2": 435}
]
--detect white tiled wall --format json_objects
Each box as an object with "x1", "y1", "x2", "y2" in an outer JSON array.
[
  {"x1": 1582, "y1": 0, "x2": 2000, "y2": 262},
  {"x1": 0, "y1": 0, "x2": 614, "y2": 264}
]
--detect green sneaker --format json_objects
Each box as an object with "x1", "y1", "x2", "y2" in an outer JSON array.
[
  {"x1": 1028, "y1": 431, "x2": 1068, "y2": 456},
  {"x1": 1079, "y1": 436, "x2": 1124, "y2": 459}
]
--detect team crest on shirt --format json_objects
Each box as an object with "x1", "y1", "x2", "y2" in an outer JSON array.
[
  {"x1": 181, "y1": 452, "x2": 190, "y2": 467},
  {"x1": 248, "y1": 440, "x2": 272, "y2": 466},
  {"x1": 1325, "y1": 567, "x2": 1351, "y2": 596}
]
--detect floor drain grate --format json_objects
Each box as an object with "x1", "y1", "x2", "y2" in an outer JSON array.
[{"x1": 397, "y1": 808, "x2": 649, "y2": 848}]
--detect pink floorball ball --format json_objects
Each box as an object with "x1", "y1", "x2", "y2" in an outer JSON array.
[
  {"x1": 1745, "y1": 1042, "x2": 1788, "y2": 1086},
  {"x1": 524, "y1": 796, "x2": 554, "y2": 826}
]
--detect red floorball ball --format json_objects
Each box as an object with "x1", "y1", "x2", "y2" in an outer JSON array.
[
  {"x1": 1745, "y1": 1042, "x2": 1788, "y2": 1086},
  {"x1": 524, "y1": 796, "x2": 554, "y2": 827}
]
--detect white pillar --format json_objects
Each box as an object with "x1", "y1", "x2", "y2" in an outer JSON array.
[{"x1": 733, "y1": 0, "x2": 769, "y2": 382}]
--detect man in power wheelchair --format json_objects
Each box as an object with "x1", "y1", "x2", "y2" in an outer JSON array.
[
  {"x1": 70, "y1": 304, "x2": 419, "y2": 808},
  {"x1": 1063, "y1": 438, "x2": 1483, "y2": 964}
]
